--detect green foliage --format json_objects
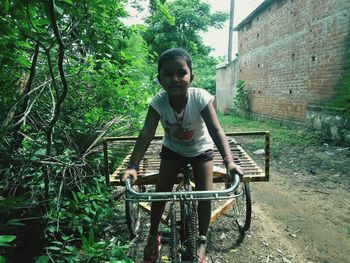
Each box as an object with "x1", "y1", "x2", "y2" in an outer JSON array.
[
  {"x1": 0, "y1": 194, "x2": 28, "y2": 247},
  {"x1": 44, "y1": 177, "x2": 131, "y2": 262},
  {"x1": 0, "y1": 1, "x2": 36, "y2": 119},
  {"x1": 34, "y1": 255, "x2": 50, "y2": 263},
  {"x1": 149, "y1": 0, "x2": 175, "y2": 25},
  {"x1": 0, "y1": 0, "x2": 229, "y2": 262},
  {"x1": 0, "y1": 1, "x2": 151, "y2": 262},
  {"x1": 0, "y1": 0, "x2": 154, "y2": 138},
  {"x1": 142, "y1": 0, "x2": 228, "y2": 94},
  {"x1": 0, "y1": 235, "x2": 16, "y2": 247},
  {"x1": 234, "y1": 80, "x2": 250, "y2": 113},
  {"x1": 192, "y1": 55, "x2": 220, "y2": 94},
  {"x1": 144, "y1": 0, "x2": 229, "y2": 56},
  {"x1": 326, "y1": 38, "x2": 350, "y2": 110}
]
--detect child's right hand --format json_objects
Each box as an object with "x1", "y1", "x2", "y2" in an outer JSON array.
[{"x1": 121, "y1": 169, "x2": 138, "y2": 184}]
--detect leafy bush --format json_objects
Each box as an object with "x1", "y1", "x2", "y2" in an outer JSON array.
[
  {"x1": 44, "y1": 177, "x2": 131, "y2": 262},
  {"x1": 234, "y1": 80, "x2": 250, "y2": 114},
  {"x1": 0, "y1": 0, "x2": 230, "y2": 261},
  {"x1": 192, "y1": 55, "x2": 220, "y2": 94}
]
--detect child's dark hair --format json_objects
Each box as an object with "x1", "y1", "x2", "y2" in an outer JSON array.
[{"x1": 157, "y1": 48, "x2": 193, "y2": 74}]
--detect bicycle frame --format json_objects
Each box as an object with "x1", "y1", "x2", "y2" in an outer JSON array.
[
  {"x1": 104, "y1": 133, "x2": 267, "y2": 260},
  {"x1": 125, "y1": 171, "x2": 242, "y2": 262}
]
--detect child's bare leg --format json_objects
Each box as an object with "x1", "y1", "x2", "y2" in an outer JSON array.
[
  {"x1": 144, "y1": 159, "x2": 181, "y2": 260},
  {"x1": 192, "y1": 160, "x2": 213, "y2": 236},
  {"x1": 192, "y1": 160, "x2": 213, "y2": 261},
  {"x1": 149, "y1": 158, "x2": 182, "y2": 235}
]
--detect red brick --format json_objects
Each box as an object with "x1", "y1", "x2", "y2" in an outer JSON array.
[{"x1": 235, "y1": 0, "x2": 349, "y2": 122}]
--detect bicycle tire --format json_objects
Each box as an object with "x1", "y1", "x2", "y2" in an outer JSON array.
[
  {"x1": 125, "y1": 185, "x2": 144, "y2": 239},
  {"x1": 170, "y1": 201, "x2": 179, "y2": 262},
  {"x1": 179, "y1": 200, "x2": 197, "y2": 261},
  {"x1": 179, "y1": 200, "x2": 186, "y2": 252},
  {"x1": 188, "y1": 201, "x2": 198, "y2": 261},
  {"x1": 235, "y1": 182, "x2": 252, "y2": 232}
]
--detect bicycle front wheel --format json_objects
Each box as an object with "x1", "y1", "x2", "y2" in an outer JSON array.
[
  {"x1": 180, "y1": 200, "x2": 197, "y2": 262},
  {"x1": 235, "y1": 182, "x2": 252, "y2": 232},
  {"x1": 125, "y1": 185, "x2": 144, "y2": 239},
  {"x1": 170, "y1": 201, "x2": 179, "y2": 262}
]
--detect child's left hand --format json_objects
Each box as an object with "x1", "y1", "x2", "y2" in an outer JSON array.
[{"x1": 226, "y1": 162, "x2": 244, "y2": 180}]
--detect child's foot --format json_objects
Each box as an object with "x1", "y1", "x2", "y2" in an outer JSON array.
[
  {"x1": 197, "y1": 235, "x2": 207, "y2": 263},
  {"x1": 143, "y1": 234, "x2": 161, "y2": 263}
]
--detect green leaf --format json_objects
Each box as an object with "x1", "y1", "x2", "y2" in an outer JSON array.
[
  {"x1": 5, "y1": 219, "x2": 24, "y2": 226},
  {"x1": 54, "y1": 4, "x2": 64, "y2": 15},
  {"x1": 77, "y1": 225, "x2": 83, "y2": 235},
  {"x1": 46, "y1": 226, "x2": 56, "y2": 233},
  {"x1": 64, "y1": 245, "x2": 76, "y2": 252},
  {"x1": 17, "y1": 55, "x2": 31, "y2": 68},
  {"x1": 61, "y1": 235, "x2": 71, "y2": 241},
  {"x1": 46, "y1": 246, "x2": 61, "y2": 251},
  {"x1": 2, "y1": 0, "x2": 11, "y2": 14},
  {"x1": 35, "y1": 255, "x2": 50, "y2": 263},
  {"x1": 0, "y1": 235, "x2": 16, "y2": 243},
  {"x1": 27, "y1": 5, "x2": 37, "y2": 17},
  {"x1": 82, "y1": 215, "x2": 92, "y2": 223},
  {"x1": 60, "y1": 0, "x2": 73, "y2": 4},
  {"x1": 51, "y1": 241, "x2": 63, "y2": 245},
  {"x1": 81, "y1": 234, "x2": 88, "y2": 248},
  {"x1": 33, "y1": 18, "x2": 50, "y2": 26},
  {"x1": 88, "y1": 228, "x2": 95, "y2": 245}
]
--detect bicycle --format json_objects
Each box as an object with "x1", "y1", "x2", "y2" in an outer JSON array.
[
  {"x1": 103, "y1": 131, "x2": 269, "y2": 261},
  {"x1": 124, "y1": 163, "x2": 246, "y2": 262}
]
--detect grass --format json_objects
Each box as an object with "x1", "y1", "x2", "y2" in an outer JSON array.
[{"x1": 217, "y1": 112, "x2": 320, "y2": 156}]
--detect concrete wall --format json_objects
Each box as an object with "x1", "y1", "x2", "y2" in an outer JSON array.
[
  {"x1": 235, "y1": 0, "x2": 350, "y2": 122},
  {"x1": 215, "y1": 60, "x2": 237, "y2": 113}
]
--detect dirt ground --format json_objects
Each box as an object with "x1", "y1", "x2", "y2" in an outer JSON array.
[{"x1": 121, "y1": 141, "x2": 350, "y2": 263}]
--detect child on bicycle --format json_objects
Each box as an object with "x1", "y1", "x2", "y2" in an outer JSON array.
[{"x1": 121, "y1": 47, "x2": 243, "y2": 263}]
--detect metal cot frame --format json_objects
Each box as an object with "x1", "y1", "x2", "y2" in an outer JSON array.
[{"x1": 103, "y1": 131, "x2": 270, "y2": 225}]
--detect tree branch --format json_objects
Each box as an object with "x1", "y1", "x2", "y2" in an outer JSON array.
[
  {"x1": 45, "y1": 0, "x2": 69, "y2": 198},
  {"x1": 11, "y1": 42, "x2": 40, "y2": 151}
]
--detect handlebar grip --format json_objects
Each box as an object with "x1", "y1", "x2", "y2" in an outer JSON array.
[
  {"x1": 232, "y1": 173, "x2": 240, "y2": 184},
  {"x1": 125, "y1": 177, "x2": 132, "y2": 190}
]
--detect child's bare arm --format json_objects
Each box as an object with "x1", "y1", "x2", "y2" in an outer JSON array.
[
  {"x1": 201, "y1": 102, "x2": 243, "y2": 176},
  {"x1": 121, "y1": 106, "x2": 160, "y2": 183}
]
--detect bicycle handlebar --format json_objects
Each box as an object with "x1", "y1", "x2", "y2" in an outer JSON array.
[{"x1": 124, "y1": 173, "x2": 241, "y2": 202}]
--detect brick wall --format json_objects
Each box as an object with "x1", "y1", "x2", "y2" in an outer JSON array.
[{"x1": 236, "y1": 0, "x2": 350, "y2": 122}]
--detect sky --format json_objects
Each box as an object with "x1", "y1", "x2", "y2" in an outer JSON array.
[
  {"x1": 202, "y1": 0, "x2": 265, "y2": 57},
  {"x1": 124, "y1": 0, "x2": 265, "y2": 57}
]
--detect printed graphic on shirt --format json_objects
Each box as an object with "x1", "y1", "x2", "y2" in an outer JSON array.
[{"x1": 164, "y1": 120, "x2": 195, "y2": 142}]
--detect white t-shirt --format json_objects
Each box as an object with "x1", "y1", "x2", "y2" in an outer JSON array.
[{"x1": 150, "y1": 87, "x2": 214, "y2": 157}]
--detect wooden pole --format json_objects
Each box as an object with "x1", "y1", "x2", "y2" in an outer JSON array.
[{"x1": 228, "y1": 0, "x2": 235, "y2": 62}]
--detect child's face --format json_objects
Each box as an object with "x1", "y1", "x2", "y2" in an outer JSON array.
[{"x1": 158, "y1": 58, "x2": 194, "y2": 98}]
